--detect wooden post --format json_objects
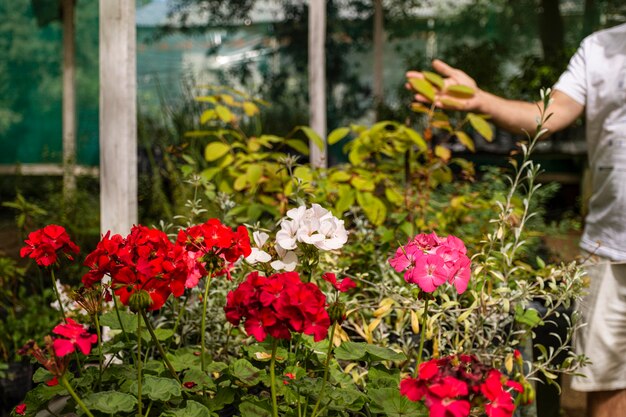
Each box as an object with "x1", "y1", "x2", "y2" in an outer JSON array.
[
  {"x1": 308, "y1": 0, "x2": 327, "y2": 168},
  {"x1": 99, "y1": 0, "x2": 137, "y2": 234},
  {"x1": 62, "y1": 0, "x2": 76, "y2": 201}
]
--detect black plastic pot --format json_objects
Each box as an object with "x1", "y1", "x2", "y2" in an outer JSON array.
[{"x1": 0, "y1": 362, "x2": 34, "y2": 417}]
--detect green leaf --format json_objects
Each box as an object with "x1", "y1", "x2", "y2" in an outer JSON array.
[
  {"x1": 215, "y1": 105, "x2": 233, "y2": 123},
  {"x1": 328, "y1": 388, "x2": 367, "y2": 411},
  {"x1": 231, "y1": 359, "x2": 265, "y2": 386},
  {"x1": 160, "y1": 400, "x2": 212, "y2": 417},
  {"x1": 334, "y1": 342, "x2": 403, "y2": 362},
  {"x1": 285, "y1": 139, "x2": 310, "y2": 155},
  {"x1": 99, "y1": 310, "x2": 137, "y2": 332},
  {"x1": 83, "y1": 391, "x2": 137, "y2": 414},
  {"x1": 356, "y1": 192, "x2": 387, "y2": 226},
  {"x1": 467, "y1": 114, "x2": 494, "y2": 142},
  {"x1": 454, "y1": 131, "x2": 475, "y2": 152},
  {"x1": 423, "y1": 71, "x2": 444, "y2": 90},
  {"x1": 133, "y1": 375, "x2": 182, "y2": 402},
  {"x1": 408, "y1": 78, "x2": 436, "y2": 102},
  {"x1": 298, "y1": 126, "x2": 325, "y2": 151},
  {"x1": 328, "y1": 127, "x2": 351, "y2": 145},
  {"x1": 446, "y1": 84, "x2": 475, "y2": 98},
  {"x1": 368, "y1": 388, "x2": 427, "y2": 416},
  {"x1": 238, "y1": 399, "x2": 272, "y2": 417},
  {"x1": 206, "y1": 386, "x2": 236, "y2": 411},
  {"x1": 514, "y1": 304, "x2": 544, "y2": 327},
  {"x1": 183, "y1": 368, "x2": 216, "y2": 391},
  {"x1": 205, "y1": 142, "x2": 231, "y2": 162},
  {"x1": 329, "y1": 170, "x2": 352, "y2": 182}
]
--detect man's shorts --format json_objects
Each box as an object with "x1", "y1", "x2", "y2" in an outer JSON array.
[{"x1": 571, "y1": 256, "x2": 626, "y2": 391}]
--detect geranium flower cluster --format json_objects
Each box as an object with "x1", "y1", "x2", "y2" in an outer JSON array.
[
  {"x1": 20, "y1": 224, "x2": 80, "y2": 267},
  {"x1": 389, "y1": 232, "x2": 471, "y2": 294},
  {"x1": 400, "y1": 354, "x2": 523, "y2": 417},
  {"x1": 82, "y1": 220, "x2": 250, "y2": 311},
  {"x1": 248, "y1": 204, "x2": 348, "y2": 271},
  {"x1": 224, "y1": 271, "x2": 330, "y2": 342}
]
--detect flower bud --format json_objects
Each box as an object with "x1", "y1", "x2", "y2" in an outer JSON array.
[
  {"x1": 129, "y1": 290, "x2": 153, "y2": 312},
  {"x1": 328, "y1": 301, "x2": 346, "y2": 324}
]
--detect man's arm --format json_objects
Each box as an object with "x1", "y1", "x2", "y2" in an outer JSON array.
[{"x1": 407, "y1": 59, "x2": 585, "y2": 136}]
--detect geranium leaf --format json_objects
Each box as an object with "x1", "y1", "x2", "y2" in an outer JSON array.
[
  {"x1": 83, "y1": 391, "x2": 136, "y2": 414},
  {"x1": 238, "y1": 399, "x2": 273, "y2": 417},
  {"x1": 334, "y1": 341, "x2": 368, "y2": 360},
  {"x1": 99, "y1": 310, "x2": 137, "y2": 332},
  {"x1": 368, "y1": 388, "x2": 426, "y2": 416},
  {"x1": 134, "y1": 375, "x2": 181, "y2": 402},
  {"x1": 231, "y1": 359, "x2": 266, "y2": 386},
  {"x1": 364, "y1": 345, "x2": 406, "y2": 362},
  {"x1": 162, "y1": 400, "x2": 213, "y2": 417}
]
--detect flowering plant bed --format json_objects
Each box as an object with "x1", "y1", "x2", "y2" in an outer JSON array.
[{"x1": 10, "y1": 91, "x2": 587, "y2": 417}]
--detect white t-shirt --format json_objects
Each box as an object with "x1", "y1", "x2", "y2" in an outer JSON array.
[{"x1": 553, "y1": 23, "x2": 626, "y2": 260}]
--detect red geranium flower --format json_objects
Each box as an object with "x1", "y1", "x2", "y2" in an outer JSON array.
[
  {"x1": 51, "y1": 318, "x2": 98, "y2": 357},
  {"x1": 20, "y1": 224, "x2": 79, "y2": 267},
  {"x1": 225, "y1": 271, "x2": 330, "y2": 342},
  {"x1": 15, "y1": 403, "x2": 26, "y2": 415},
  {"x1": 322, "y1": 272, "x2": 356, "y2": 292}
]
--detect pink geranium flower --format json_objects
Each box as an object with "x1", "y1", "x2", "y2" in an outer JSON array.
[{"x1": 406, "y1": 254, "x2": 447, "y2": 293}]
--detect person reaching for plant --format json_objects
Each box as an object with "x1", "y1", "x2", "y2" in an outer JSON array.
[{"x1": 406, "y1": 22, "x2": 626, "y2": 417}]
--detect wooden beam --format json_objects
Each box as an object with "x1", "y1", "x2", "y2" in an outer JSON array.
[
  {"x1": 62, "y1": 0, "x2": 76, "y2": 200},
  {"x1": 308, "y1": 0, "x2": 327, "y2": 168},
  {"x1": 373, "y1": 0, "x2": 384, "y2": 109},
  {"x1": 99, "y1": 0, "x2": 137, "y2": 234},
  {"x1": 0, "y1": 164, "x2": 98, "y2": 176}
]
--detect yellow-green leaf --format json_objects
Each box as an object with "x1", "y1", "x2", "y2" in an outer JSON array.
[
  {"x1": 294, "y1": 166, "x2": 313, "y2": 183},
  {"x1": 440, "y1": 98, "x2": 464, "y2": 109},
  {"x1": 246, "y1": 164, "x2": 263, "y2": 186},
  {"x1": 215, "y1": 105, "x2": 233, "y2": 123},
  {"x1": 468, "y1": 114, "x2": 494, "y2": 142},
  {"x1": 446, "y1": 84, "x2": 475, "y2": 98},
  {"x1": 243, "y1": 101, "x2": 259, "y2": 117},
  {"x1": 410, "y1": 102, "x2": 430, "y2": 113},
  {"x1": 205, "y1": 142, "x2": 230, "y2": 162},
  {"x1": 385, "y1": 187, "x2": 404, "y2": 206},
  {"x1": 285, "y1": 139, "x2": 309, "y2": 155},
  {"x1": 402, "y1": 127, "x2": 426, "y2": 151},
  {"x1": 298, "y1": 126, "x2": 325, "y2": 151},
  {"x1": 408, "y1": 78, "x2": 436, "y2": 102},
  {"x1": 350, "y1": 176, "x2": 375, "y2": 192},
  {"x1": 200, "y1": 109, "x2": 216, "y2": 124},
  {"x1": 328, "y1": 127, "x2": 351, "y2": 145},
  {"x1": 435, "y1": 145, "x2": 451, "y2": 161},
  {"x1": 455, "y1": 131, "x2": 475, "y2": 152},
  {"x1": 335, "y1": 186, "x2": 355, "y2": 214},
  {"x1": 234, "y1": 174, "x2": 248, "y2": 191},
  {"x1": 356, "y1": 192, "x2": 386, "y2": 226},
  {"x1": 423, "y1": 71, "x2": 444, "y2": 90},
  {"x1": 329, "y1": 170, "x2": 352, "y2": 183}
]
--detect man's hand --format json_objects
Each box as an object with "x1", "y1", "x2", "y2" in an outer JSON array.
[{"x1": 406, "y1": 59, "x2": 483, "y2": 112}]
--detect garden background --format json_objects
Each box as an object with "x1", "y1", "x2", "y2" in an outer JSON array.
[{"x1": 1, "y1": 1, "x2": 625, "y2": 417}]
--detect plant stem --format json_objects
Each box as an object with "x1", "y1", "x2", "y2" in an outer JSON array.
[
  {"x1": 93, "y1": 313, "x2": 103, "y2": 388},
  {"x1": 310, "y1": 324, "x2": 337, "y2": 417},
  {"x1": 137, "y1": 312, "x2": 143, "y2": 417},
  {"x1": 50, "y1": 269, "x2": 67, "y2": 322},
  {"x1": 200, "y1": 272, "x2": 213, "y2": 372},
  {"x1": 60, "y1": 374, "x2": 95, "y2": 417},
  {"x1": 140, "y1": 309, "x2": 180, "y2": 383},
  {"x1": 270, "y1": 338, "x2": 279, "y2": 417},
  {"x1": 416, "y1": 298, "x2": 430, "y2": 370}
]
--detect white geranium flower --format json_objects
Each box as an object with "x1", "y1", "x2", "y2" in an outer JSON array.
[
  {"x1": 245, "y1": 231, "x2": 272, "y2": 264},
  {"x1": 270, "y1": 246, "x2": 298, "y2": 271},
  {"x1": 315, "y1": 213, "x2": 348, "y2": 250},
  {"x1": 276, "y1": 219, "x2": 299, "y2": 250}
]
